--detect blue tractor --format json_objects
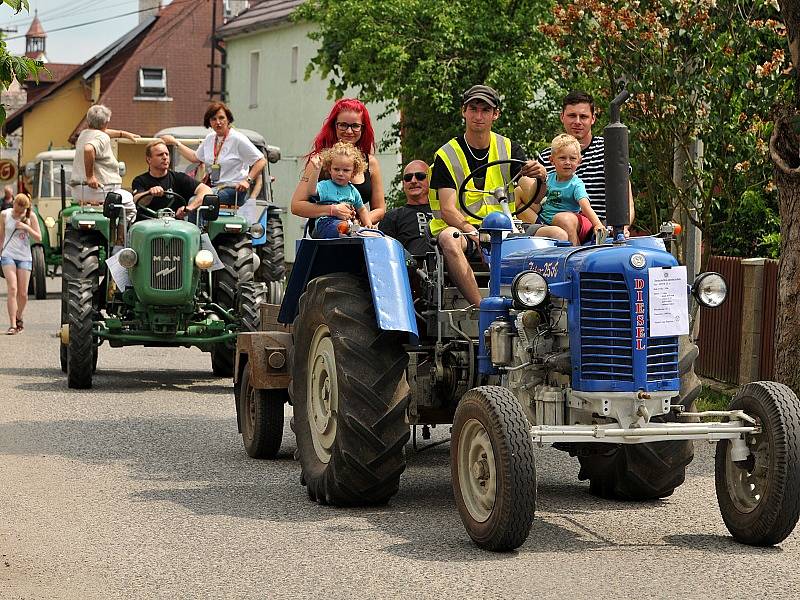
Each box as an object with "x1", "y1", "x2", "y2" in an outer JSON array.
[{"x1": 234, "y1": 89, "x2": 800, "y2": 551}]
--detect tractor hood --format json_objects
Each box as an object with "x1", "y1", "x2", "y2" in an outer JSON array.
[{"x1": 127, "y1": 218, "x2": 202, "y2": 306}]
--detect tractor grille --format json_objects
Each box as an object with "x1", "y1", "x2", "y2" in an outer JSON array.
[
  {"x1": 579, "y1": 273, "x2": 634, "y2": 381},
  {"x1": 647, "y1": 336, "x2": 679, "y2": 381},
  {"x1": 150, "y1": 237, "x2": 183, "y2": 290}
]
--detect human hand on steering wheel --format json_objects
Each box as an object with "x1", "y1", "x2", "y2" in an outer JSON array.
[
  {"x1": 457, "y1": 159, "x2": 540, "y2": 221},
  {"x1": 136, "y1": 189, "x2": 189, "y2": 218}
]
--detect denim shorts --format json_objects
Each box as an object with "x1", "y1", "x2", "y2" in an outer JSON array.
[{"x1": 1, "y1": 256, "x2": 32, "y2": 271}]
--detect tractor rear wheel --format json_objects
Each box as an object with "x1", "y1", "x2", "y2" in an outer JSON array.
[
  {"x1": 289, "y1": 273, "x2": 409, "y2": 505},
  {"x1": 66, "y1": 278, "x2": 95, "y2": 389},
  {"x1": 256, "y1": 213, "x2": 285, "y2": 305},
  {"x1": 211, "y1": 234, "x2": 254, "y2": 376},
  {"x1": 30, "y1": 244, "x2": 47, "y2": 300},
  {"x1": 452, "y1": 386, "x2": 536, "y2": 551},
  {"x1": 576, "y1": 337, "x2": 701, "y2": 499},
  {"x1": 61, "y1": 228, "x2": 101, "y2": 373},
  {"x1": 715, "y1": 381, "x2": 800, "y2": 546}
]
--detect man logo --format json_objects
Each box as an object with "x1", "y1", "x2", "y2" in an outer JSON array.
[{"x1": 152, "y1": 255, "x2": 181, "y2": 262}]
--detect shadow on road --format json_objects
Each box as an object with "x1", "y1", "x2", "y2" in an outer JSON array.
[
  {"x1": 0, "y1": 398, "x2": 757, "y2": 561},
  {"x1": 2, "y1": 365, "x2": 232, "y2": 395}
]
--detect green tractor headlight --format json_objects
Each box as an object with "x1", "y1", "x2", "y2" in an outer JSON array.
[
  {"x1": 118, "y1": 248, "x2": 138, "y2": 268},
  {"x1": 195, "y1": 250, "x2": 214, "y2": 270},
  {"x1": 44, "y1": 216, "x2": 56, "y2": 229}
]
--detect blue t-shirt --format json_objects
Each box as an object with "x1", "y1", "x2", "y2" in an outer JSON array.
[
  {"x1": 316, "y1": 179, "x2": 364, "y2": 210},
  {"x1": 539, "y1": 172, "x2": 589, "y2": 225}
]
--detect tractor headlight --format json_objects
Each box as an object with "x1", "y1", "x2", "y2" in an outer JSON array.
[
  {"x1": 249, "y1": 222, "x2": 265, "y2": 238},
  {"x1": 511, "y1": 271, "x2": 548, "y2": 308},
  {"x1": 44, "y1": 216, "x2": 56, "y2": 229},
  {"x1": 692, "y1": 272, "x2": 727, "y2": 308},
  {"x1": 118, "y1": 248, "x2": 138, "y2": 268},
  {"x1": 195, "y1": 250, "x2": 214, "y2": 270}
]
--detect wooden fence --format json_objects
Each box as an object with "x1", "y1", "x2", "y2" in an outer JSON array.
[{"x1": 696, "y1": 256, "x2": 779, "y2": 384}]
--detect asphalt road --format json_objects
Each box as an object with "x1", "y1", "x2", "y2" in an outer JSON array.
[{"x1": 1, "y1": 277, "x2": 799, "y2": 599}]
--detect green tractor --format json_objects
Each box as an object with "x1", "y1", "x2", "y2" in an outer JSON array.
[
  {"x1": 59, "y1": 190, "x2": 262, "y2": 388},
  {"x1": 22, "y1": 149, "x2": 78, "y2": 299}
]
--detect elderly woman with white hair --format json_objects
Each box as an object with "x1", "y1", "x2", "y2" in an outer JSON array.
[{"x1": 70, "y1": 104, "x2": 139, "y2": 223}]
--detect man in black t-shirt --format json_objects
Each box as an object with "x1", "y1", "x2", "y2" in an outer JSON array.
[
  {"x1": 132, "y1": 140, "x2": 212, "y2": 220},
  {"x1": 379, "y1": 160, "x2": 433, "y2": 255}
]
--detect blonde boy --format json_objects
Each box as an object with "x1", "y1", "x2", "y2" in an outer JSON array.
[{"x1": 534, "y1": 133, "x2": 604, "y2": 245}]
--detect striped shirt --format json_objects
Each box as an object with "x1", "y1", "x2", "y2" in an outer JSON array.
[{"x1": 538, "y1": 136, "x2": 608, "y2": 221}]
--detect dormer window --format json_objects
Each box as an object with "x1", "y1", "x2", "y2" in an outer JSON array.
[{"x1": 138, "y1": 67, "x2": 167, "y2": 97}]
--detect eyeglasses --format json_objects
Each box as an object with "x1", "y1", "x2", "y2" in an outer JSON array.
[
  {"x1": 336, "y1": 122, "x2": 363, "y2": 132},
  {"x1": 403, "y1": 172, "x2": 427, "y2": 182}
]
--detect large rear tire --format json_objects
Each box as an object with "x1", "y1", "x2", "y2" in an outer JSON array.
[
  {"x1": 289, "y1": 274, "x2": 409, "y2": 506},
  {"x1": 66, "y1": 278, "x2": 95, "y2": 389},
  {"x1": 256, "y1": 212, "x2": 285, "y2": 283},
  {"x1": 30, "y1": 244, "x2": 47, "y2": 300},
  {"x1": 210, "y1": 234, "x2": 254, "y2": 376},
  {"x1": 715, "y1": 381, "x2": 800, "y2": 546},
  {"x1": 239, "y1": 360, "x2": 286, "y2": 459},
  {"x1": 61, "y1": 228, "x2": 100, "y2": 373},
  {"x1": 452, "y1": 386, "x2": 536, "y2": 551},
  {"x1": 576, "y1": 337, "x2": 701, "y2": 499}
]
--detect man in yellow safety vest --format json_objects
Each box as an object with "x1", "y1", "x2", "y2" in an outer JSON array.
[{"x1": 428, "y1": 84, "x2": 566, "y2": 306}]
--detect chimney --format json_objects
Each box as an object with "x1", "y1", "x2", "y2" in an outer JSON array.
[{"x1": 139, "y1": 0, "x2": 161, "y2": 23}]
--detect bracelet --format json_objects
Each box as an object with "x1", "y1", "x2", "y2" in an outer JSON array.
[{"x1": 329, "y1": 205, "x2": 333, "y2": 217}]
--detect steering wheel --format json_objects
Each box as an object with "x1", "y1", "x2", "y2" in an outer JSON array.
[
  {"x1": 136, "y1": 190, "x2": 188, "y2": 217},
  {"x1": 457, "y1": 159, "x2": 540, "y2": 221}
]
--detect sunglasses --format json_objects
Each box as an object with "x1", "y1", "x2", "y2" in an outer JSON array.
[
  {"x1": 403, "y1": 172, "x2": 427, "y2": 182},
  {"x1": 336, "y1": 122, "x2": 363, "y2": 132}
]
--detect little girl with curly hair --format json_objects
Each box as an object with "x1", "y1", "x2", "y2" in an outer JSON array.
[{"x1": 309, "y1": 142, "x2": 374, "y2": 238}]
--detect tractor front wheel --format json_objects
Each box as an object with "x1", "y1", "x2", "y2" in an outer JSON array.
[
  {"x1": 452, "y1": 386, "x2": 536, "y2": 551},
  {"x1": 715, "y1": 381, "x2": 800, "y2": 546},
  {"x1": 30, "y1": 245, "x2": 47, "y2": 300}
]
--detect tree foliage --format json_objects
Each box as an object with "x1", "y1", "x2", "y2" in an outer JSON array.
[
  {"x1": 538, "y1": 0, "x2": 790, "y2": 258},
  {"x1": 0, "y1": 0, "x2": 44, "y2": 144},
  {"x1": 295, "y1": 0, "x2": 558, "y2": 166},
  {"x1": 298, "y1": 0, "x2": 788, "y2": 256}
]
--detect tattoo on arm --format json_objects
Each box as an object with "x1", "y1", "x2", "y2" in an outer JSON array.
[{"x1": 300, "y1": 176, "x2": 309, "y2": 182}]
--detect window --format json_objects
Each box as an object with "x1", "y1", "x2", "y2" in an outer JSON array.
[
  {"x1": 249, "y1": 51, "x2": 259, "y2": 108},
  {"x1": 290, "y1": 46, "x2": 298, "y2": 83},
  {"x1": 138, "y1": 67, "x2": 167, "y2": 97}
]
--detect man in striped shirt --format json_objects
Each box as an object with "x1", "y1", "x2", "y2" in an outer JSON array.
[{"x1": 538, "y1": 91, "x2": 634, "y2": 235}]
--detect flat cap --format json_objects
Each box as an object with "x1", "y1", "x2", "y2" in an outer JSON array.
[{"x1": 462, "y1": 85, "x2": 500, "y2": 108}]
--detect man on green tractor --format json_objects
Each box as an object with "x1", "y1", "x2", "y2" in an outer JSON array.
[{"x1": 132, "y1": 140, "x2": 214, "y2": 221}]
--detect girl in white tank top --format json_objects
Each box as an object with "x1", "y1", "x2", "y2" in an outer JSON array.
[{"x1": 0, "y1": 194, "x2": 42, "y2": 334}]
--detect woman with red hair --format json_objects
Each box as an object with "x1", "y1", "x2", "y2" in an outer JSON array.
[{"x1": 291, "y1": 98, "x2": 386, "y2": 224}]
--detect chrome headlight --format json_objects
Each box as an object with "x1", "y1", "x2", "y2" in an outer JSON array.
[
  {"x1": 692, "y1": 272, "x2": 727, "y2": 308},
  {"x1": 118, "y1": 248, "x2": 138, "y2": 268},
  {"x1": 511, "y1": 271, "x2": 548, "y2": 308},
  {"x1": 195, "y1": 249, "x2": 214, "y2": 270},
  {"x1": 249, "y1": 222, "x2": 265, "y2": 238}
]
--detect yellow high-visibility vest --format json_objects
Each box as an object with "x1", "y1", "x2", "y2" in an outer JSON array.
[{"x1": 428, "y1": 132, "x2": 514, "y2": 236}]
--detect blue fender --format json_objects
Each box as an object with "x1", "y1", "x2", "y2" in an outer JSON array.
[{"x1": 279, "y1": 236, "x2": 418, "y2": 339}]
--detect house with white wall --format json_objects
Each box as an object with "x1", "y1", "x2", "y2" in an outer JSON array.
[{"x1": 216, "y1": 0, "x2": 400, "y2": 263}]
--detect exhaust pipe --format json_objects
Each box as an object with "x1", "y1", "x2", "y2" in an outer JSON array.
[{"x1": 604, "y1": 81, "x2": 631, "y2": 240}]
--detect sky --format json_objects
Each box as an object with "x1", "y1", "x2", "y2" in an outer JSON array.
[{"x1": 1, "y1": 0, "x2": 174, "y2": 65}]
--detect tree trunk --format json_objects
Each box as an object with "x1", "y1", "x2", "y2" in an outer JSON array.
[{"x1": 770, "y1": 108, "x2": 800, "y2": 393}]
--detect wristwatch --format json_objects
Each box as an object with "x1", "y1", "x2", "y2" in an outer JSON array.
[{"x1": 246, "y1": 176, "x2": 255, "y2": 185}]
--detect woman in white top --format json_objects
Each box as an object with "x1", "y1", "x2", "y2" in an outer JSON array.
[
  {"x1": 162, "y1": 102, "x2": 266, "y2": 207},
  {"x1": 70, "y1": 104, "x2": 139, "y2": 223},
  {"x1": 0, "y1": 194, "x2": 42, "y2": 334}
]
